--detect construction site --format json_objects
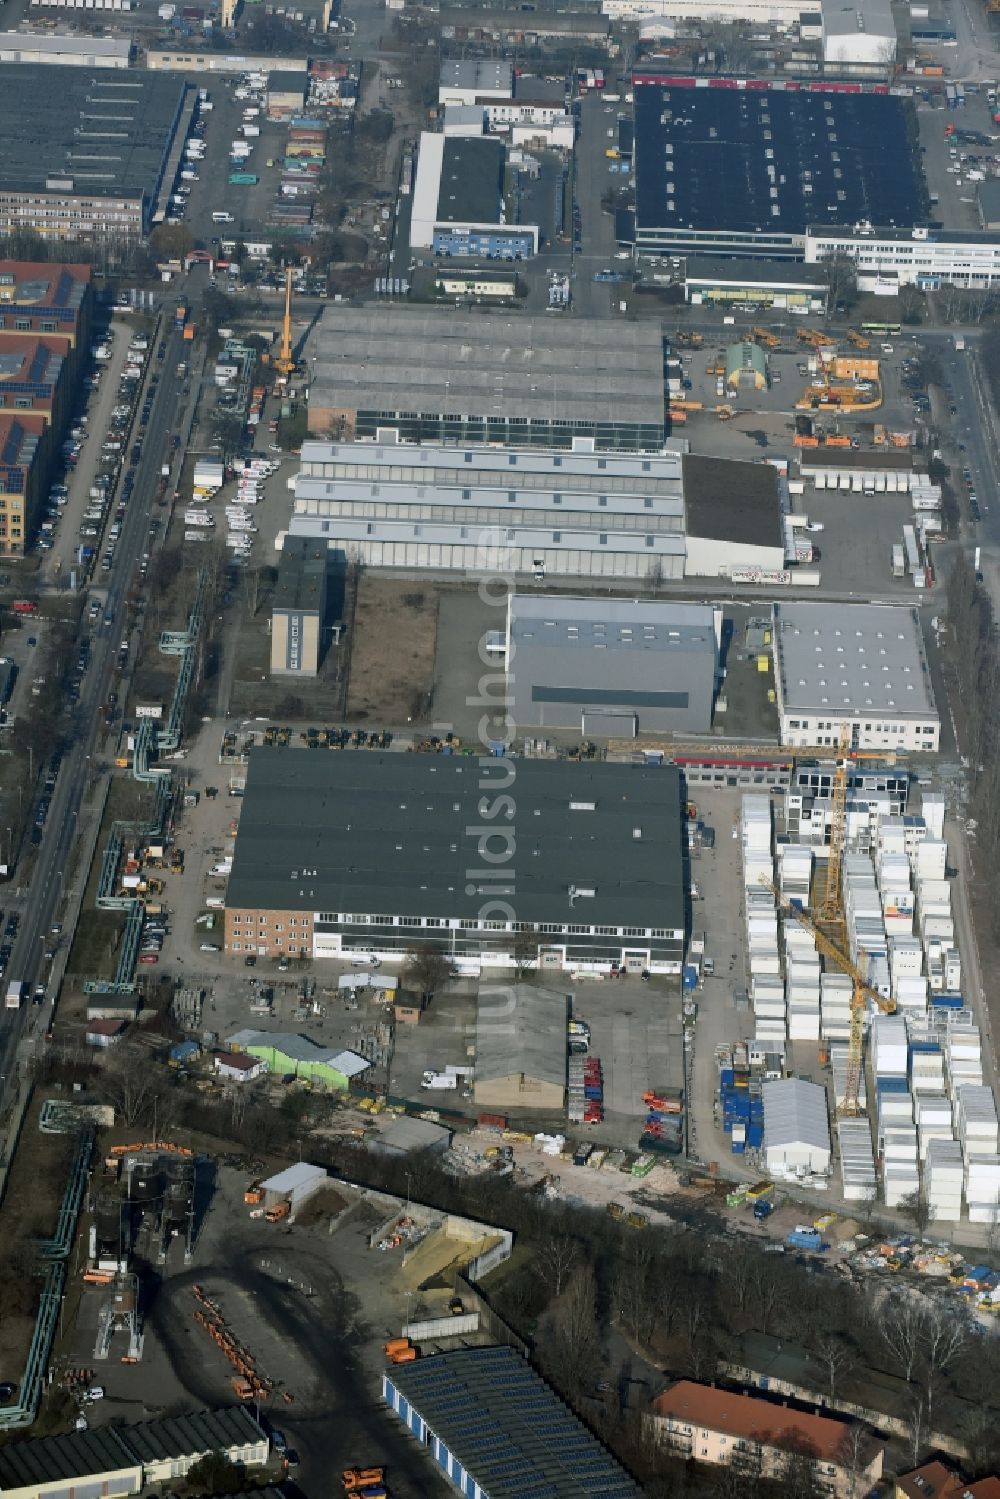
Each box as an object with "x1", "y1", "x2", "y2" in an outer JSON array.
[{"x1": 668, "y1": 322, "x2": 922, "y2": 453}]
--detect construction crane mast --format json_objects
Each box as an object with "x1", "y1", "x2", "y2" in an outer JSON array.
[
  {"x1": 273, "y1": 267, "x2": 297, "y2": 378},
  {"x1": 765, "y1": 878, "x2": 896, "y2": 1115}
]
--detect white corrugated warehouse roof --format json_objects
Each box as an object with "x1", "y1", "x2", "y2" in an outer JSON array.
[
  {"x1": 762, "y1": 1077, "x2": 830, "y2": 1151},
  {"x1": 262, "y1": 1162, "x2": 327, "y2": 1194}
]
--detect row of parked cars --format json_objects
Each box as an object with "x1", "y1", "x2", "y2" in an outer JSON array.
[
  {"x1": 166, "y1": 95, "x2": 211, "y2": 224},
  {"x1": 139, "y1": 911, "x2": 168, "y2": 965},
  {"x1": 82, "y1": 332, "x2": 153, "y2": 575}
]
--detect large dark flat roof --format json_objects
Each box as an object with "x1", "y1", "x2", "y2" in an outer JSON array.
[
  {"x1": 0, "y1": 65, "x2": 185, "y2": 200},
  {"x1": 387, "y1": 1347, "x2": 641, "y2": 1497},
  {"x1": 684, "y1": 255, "x2": 829, "y2": 287},
  {"x1": 0, "y1": 1429, "x2": 135, "y2": 1488},
  {"x1": 683, "y1": 454, "x2": 783, "y2": 546},
  {"x1": 635, "y1": 85, "x2": 925, "y2": 238},
  {"x1": 226, "y1": 749, "x2": 685, "y2": 932},
  {"x1": 438, "y1": 136, "x2": 504, "y2": 226}
]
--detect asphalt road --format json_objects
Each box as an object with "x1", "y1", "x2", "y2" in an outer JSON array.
[{"x1": 0, "y1": 315, "x2": 190, "y2": 1097}]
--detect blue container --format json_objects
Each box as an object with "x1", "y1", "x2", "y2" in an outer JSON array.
[
  {"x1": 732, "y1": 1140, "x2": 746, "y2": 1154},
  {"x1": 720, "y1": 1067, "x2": 735, "y2": 1089},
  {"x1": 875, "y1": 1074, "x2": 909, "y2": 1093},
  {"x1": 931, "y1": 993, "x2": 964, "y2": 1010},
  {"x1": 747, "y1": 1122, "x2": 764, "y2": 1148},
  {"x1": 910, "y1": 1040, "x2": 942, "y2": 1055},
  {"x1": 723, "y1": 1119, "x2": 733, "y2": 1133},
  {"x1": 683, "y1": 965, "x2": 699, "y2": 990}
]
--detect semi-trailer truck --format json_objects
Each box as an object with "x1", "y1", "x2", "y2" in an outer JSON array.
[{"x1": 5, "y1": 980, "x2": 25, "y2": 1009}]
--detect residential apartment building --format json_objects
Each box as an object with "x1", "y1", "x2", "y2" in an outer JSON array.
[
  {"x1": 0, "y1": 261, "x2": 92, "y2": 350},
  {"x1": 649, "y1": 1381, "x2": 883, "y2": 1498},
  {"x1": 804, "y1": 224, "x2": 1000, "y2": 289},
  {"x1": 0, "y1": 413, "x2": 48, "y2": 557}
]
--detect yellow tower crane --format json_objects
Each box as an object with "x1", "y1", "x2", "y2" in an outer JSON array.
[
  {"x1": 272, "y1": 267, "x2": 298, "y2": 378},
  {"x1": 764, "y1": 878, "x2": 896, "y2": 1115}
]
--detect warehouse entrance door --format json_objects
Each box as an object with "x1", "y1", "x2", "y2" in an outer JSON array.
[
  {"x1": 581, "y1": 710, "x2": 637, "y2": 738},
  {"x1": 622, "y1": 950, "x2": 647, "y2": 973},
  {"x1": 539, "y1": 946, "x2": 564, "y2": 970}
]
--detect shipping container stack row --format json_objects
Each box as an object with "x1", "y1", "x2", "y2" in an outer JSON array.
[
  {"x1": 271, "y1": 117, "x2": 327, "y2": 228},
  {"x1": 568, "y1": 1055, "x2": 603, "y2": 1126},
  {"x1": 742, "y1": 796, "x2": 785, "y2": 1046},
  {"x1": 868, "y1": 1009, "x2": 1000, "y2": 1221},
  {"x1": 719, "y1": 1062, "x2": 764, "y2": 1156}
]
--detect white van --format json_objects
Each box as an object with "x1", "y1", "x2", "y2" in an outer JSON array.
[{"x1": 212, "y1": 211, "x2": 235, "y2": 224}]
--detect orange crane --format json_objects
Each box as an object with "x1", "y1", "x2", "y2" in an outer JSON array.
[
  {"x1": 751, "y1": 325, "x2": 781, "y2": 349},
  {"x1": 765, "y1": 878, "x2": 895, "y2": 1115},
  {"x1": 846, "y1": 329, "x2": 871, "y2": 349}
]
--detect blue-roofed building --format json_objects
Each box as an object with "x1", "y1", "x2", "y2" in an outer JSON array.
[{"x1": 382, "y1": 1345, "x2": 641, "y2": 1497}]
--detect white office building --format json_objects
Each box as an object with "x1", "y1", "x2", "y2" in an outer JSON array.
[
  {"x1": 772, "y1": 602, "x2": 940, "y2": 753},
  {"x1": 805, "y1": 224, "x2": 1000, "y2": 290},
  {"x1": 605, "y1": 0, "x2": 804, "y2": 19}
]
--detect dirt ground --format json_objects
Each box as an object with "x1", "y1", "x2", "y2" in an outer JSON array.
[
  {"x1": 0, "y1": 1101, "x2": 75, "y2": 1382},
  {"x1": 345, "y1": 578, "x2": 440, "y2": 724}
]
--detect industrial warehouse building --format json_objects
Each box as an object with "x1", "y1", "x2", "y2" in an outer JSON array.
[
  {"x1": 772, "y1": 601, "x2": 940, "y2": 752},
  {"x1": 269, "y1": 535, "x2": 329, "y2": 677},
  {"x1": 223, "y1": 750, "x2": 686, "y2": 976},
  {"x1": 285, "y1": 434, "x2": 786, "y2": 582},
  {"x1": 384, "y1": 1346, "x2": 641, "y2": 1497},
  {"x1": 306, "y1": 308, "x2": 667, "y2": 450},
  {"x1": 506, "y1": 595, "x2": 720, "y2": 737},
  {"x1": 410, "y1": 133, "x2": 538, "y2": 258},
  {"x1": 0, "y1": 66, "x2": 187, "y2": 245},
  {"x1": 761, "y1": 1076, "x2": 832, "y2": 1175},
  {"x1": 473, "y1": 984, "x2": 568, "y2": 1111},
  {"x1": 439, "y1": 58, "x2": 513, "y2": 106},
  {"x1": 630, "y1": 82, "x2": 924, "y2": 258},
  {"x1": 0, "y1": 1408, "x2": 268, "y2": 1499},
  {"x1": 684, "y1": 257, "x2": 829, "y2": 312},
  {"x1": 0, "y1": 32, "x2": 131, "y2": 66}
]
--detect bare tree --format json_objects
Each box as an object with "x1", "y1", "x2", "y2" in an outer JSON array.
[
  {"x1": 813, "y1": 1333, "x2": 855, "y2": 1405},
  {"x1": 879, "y1": 1295, "x2": 923, "y2": 1383},
  {"x1": 101, "y1": 1046, "x2": 158, "y2": 1129},
  {"x1": 612, "y1": 1253, "x2": 651, "y2": 1346},
  {"x1": 537, "y1": 1233, "x2": 579, "y2": 1299},
  {"x1": 750, "y1": 1257, "x2": 783, "y2": 1335},
  {"x1": 403, "y1": 942, "x2": 457, "y2": 1003},
  {"x1": 920, "y1": 1307, "x2": 968, "y2": 1426},
  {"x1": 906, "y1": 1391, "x2": 929, "y2": 1467},
  {"x1": 898, "y1": 1187, "x2": 931, "y2": 1238}
]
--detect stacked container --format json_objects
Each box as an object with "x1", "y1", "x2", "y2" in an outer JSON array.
[
  {"x1": 915, "y1": 1095, "x2": 955, "y2": 1161},
  {"x1": 778, "y1": 844, "x2": 812, "y2": 907},
  {"x1": 882, "y1": 1126, "x2": 920, "y2": 1206},
  {"x1": 786, "y1": 937, "x2": 821, "y2": 1042},
  {"x1": 909, "y1": 1040, "x2": 945, "y2": 1094},
  {"x1": 923, "y1": 1138, "x2": 963, "y2": 1220},
  {"x1": 955, "y1": 1084, "x2": 998, "y2": 1158},
  {"x1": 945, "y1": 1029, "x2": 984, "y2": 1090},
  {"x1": 820, "y1": 973, "x2": 853, "y2": 1042},
  {"x1": 965, "y1": 1156, "x2": 1000, "y2": 1222},
  {"x1": 741, "y1": 796, "x2": 773, "y2": 887},
  {"x1": 873, "y1": 1014, "x2": 908, "y2": 1077},
  {"x1": 567, "y1": 1055, "x2": 600, "y2": 1124},
  {"x1": 839, "y1": 1117, "x2": 878, "y2": 1202}
]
